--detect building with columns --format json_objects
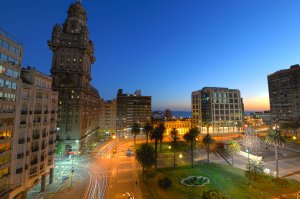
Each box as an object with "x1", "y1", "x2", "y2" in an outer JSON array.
[
  {"x1": 48, "y1": 2, "x2": 101, "y2": 153},
  {"x1": 9, "y1": 67, "x2": 58, "y2": 199}
]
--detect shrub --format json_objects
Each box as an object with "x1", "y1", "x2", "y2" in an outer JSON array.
[
  {"x1": 202, "y1": 190, "x2": 226, "y2": 199},
  {"x1": 158, "y1": 177, "x2": 172, "y2": 189}
]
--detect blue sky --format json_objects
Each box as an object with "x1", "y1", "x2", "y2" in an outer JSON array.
[{"x1": 1, "y1": 0, "x2": 300, "y2": 111}]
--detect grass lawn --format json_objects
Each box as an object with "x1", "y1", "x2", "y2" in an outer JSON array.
[{"x1": 139, "y1": 163, "x2": 300, "y2": 199}]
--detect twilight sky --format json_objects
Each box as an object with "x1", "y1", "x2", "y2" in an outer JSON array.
[{"x1": 1, "y1": 0, "x2": 300, "y2": 111}]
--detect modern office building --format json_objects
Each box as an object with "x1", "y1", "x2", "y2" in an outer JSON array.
[
  {"x1": 116, "y1": 89, "x2": 151, "y2": 131},
  {"x1": 192, "y1": 87, "x2": 244, "y2": 133},
  {"x1": 268, "y1": 65, "x2": 300, "y2": 123},
  {"x1": 249, "y1": 111, "x2": 271, "y2": 124},
  {"x1": 9, "y1": 67, "x2": 58, "y2": 199},
  {"x1": 0, "y1": 29, "x2": 23, "y2": 199},
  {"x1": 99, "y1": 99, "x2": 116, "y2": 136},
  {"x1": 48, "y1": 2, "x2": 101, "y2": 152}
]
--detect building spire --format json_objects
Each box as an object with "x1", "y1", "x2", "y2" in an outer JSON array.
[{"x1": 77, "y1": 0, "x2": 82, "y2": 4}]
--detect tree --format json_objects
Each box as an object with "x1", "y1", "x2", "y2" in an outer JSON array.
[
  {"x1": 236, "y1": 121, "x2": 242, "y2": 133},
  {"x1": 170, "y1": 128, "x2": 179, "y2": 167},
  {"x1": 245, "y1": 160, "x2": 264, "y2": 184},
  {"x1": 131, "y1": 123, "x2": 140, "y2": 146},
  {"x1": 265, "y1": 128, "x2": 288, "y2": 178},
  {"x1": 150, "y1": 127, "x2": 164, "y2": 168},
  {"x1": 201, "y1": 121, "x2": 211, "y2": 134},
  {"x1": 202, "y1": 133, "x2": 215, "y2": 163},
  {"x1": 143, "y1": 123, "x2": 153, "y2": 144},
  {"x1": 135, "y1": 143, "x2": 156, "y2": 176},
  {"x1": 157, "y1": 123, "x2": 166, "y2": 152},
  {"x1": 183, "y1": 127, "x2": 200, "y2": 168},
  {"x1": 225, "y1": 140, "x2": 241, "y2": 166}
]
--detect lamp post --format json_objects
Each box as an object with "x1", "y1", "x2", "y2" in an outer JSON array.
[
  {"x1": 179, "y1": 153, "x2": 183, "y2": 164},
  {"x1": 246, "y1": 147, "x2": 250, "y2": 182}
]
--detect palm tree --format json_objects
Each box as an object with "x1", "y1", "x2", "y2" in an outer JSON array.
[
  {"x1": 150, "y1": 127, "x2": 163, "y2": 168},
  {"x1": 183, "y1": 127, "x2": 200, "y2": 168},
  {"x1": 135, "y1": 143, "x2": 156, "y2": 177},
  {"x1": 202, "y1": 133, "x2": 215, "y2": 163},
  {"x1": 201, "y1": 121, "x2": 211, "y2": 134},
  {"x1": 170, "y1": 128, "x2": 178, "y2": 167},
  {"x1": 236, "y1": 121, "x2": 242, "y2": 133},
  {"x1": 131, "y1": 123, "x2": 140, "y2": 146},
  {"x1": 157, "y1": 123, "x2": 166, "y2": 152},
  {"x1": 225, "y1": 140, "x2": 241, "y2": 166},
  {"x1": 265, "y1": 128, "x2": 288, "y2": 178},
  {"x1": 143, "y1": 123, "x2": 153, "y2": 144}
]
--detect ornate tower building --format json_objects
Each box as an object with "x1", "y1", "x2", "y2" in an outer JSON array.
[{"x1": 48, "y1": 2, "x2": 101, "y2": 152}]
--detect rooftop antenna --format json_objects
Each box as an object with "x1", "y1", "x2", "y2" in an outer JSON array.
[{"x1": 77, "y1": 0, "x2": 82, "y2": 4}]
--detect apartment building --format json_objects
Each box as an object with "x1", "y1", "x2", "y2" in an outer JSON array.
[
  {"x1": 9, "y1": 67, "x2": 58, "y2": 199},
  {"x1": 0, "y1": 29, "x2": 23, "y2": 199}
]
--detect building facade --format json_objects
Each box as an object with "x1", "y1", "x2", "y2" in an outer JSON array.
[
  {"x1": 99, "y1": 99, "x2": 116, "y2": 136},
  {"x1": 0, "y1": 29, "x2": 23, "y2": 199},
  {"x1": 116, "y1": 89, "x2": 151, "y2": 131},
  {"x1": 249, "y1": 111, "x2": 271, "y2": 124},
  {"x1": 163, "y1": 119, "x2": 191, "y2": 136},
  {"x1": 9, "y1": 67, "x2": 58, "y2": 199},
  {"x1": 48, "y1": 2, "x2": 101, "y2": 152},
  {"x1": 268, "y1": 65, "x2": 300, "y2": 123},
  {"x1": 192, "y1": 87, "x2": 244, "y2": 133}
]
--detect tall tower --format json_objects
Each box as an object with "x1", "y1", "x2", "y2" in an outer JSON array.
[{"x1": 48, "y1": 2, "x2": 100, "y2": 152}]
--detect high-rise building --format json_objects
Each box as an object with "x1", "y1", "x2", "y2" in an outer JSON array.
[
  {"x1": 48, "y1": 2, "x2": 101, "y2": 152},
  {"x1": 116, "y1": 89, "x2": 151, "y2": 131},
  {"x1": 99, "y1": 99, "x2": 116, "y2": 136},
  {"x1": 164, "y1": 109, "x2": 173, "y2": 120},
  {"x1": 192, "y1": 87, "x2": 244, "y2": 133},
  {"x1": 268, "y1": 65, "x2": 300, "y2": 123},
  {"x1": 0, "y1": 29, "x2": 23, "y2": 199},
  {"x1": 9, "y1": 67, "x2": 58, "y2": 199}
]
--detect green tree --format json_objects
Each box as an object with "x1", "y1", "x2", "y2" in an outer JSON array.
[
  {"x1": 56, "y1": 142, "x2": 64, "y2": 155},
  {"x1": 225, "y1": 140, "x2": 241, "y2": 166},
  {"x1": 143, "y1": 122, "x2": 153, "y2": 144},
  {"x1": 183, "y1": 127, "x2": 200, "y2": 168},
  {"x1": 265, "y1": 128, "x2": 288, "y2": 178},
  {"x1": 135, "y1": 143, "x2": 156, "y2": 176},
  {"x1": 202, "y1": 133, "x2": 215, "y2": 163},
  {"x1": 170, "y1": 128, "x2": 179, "y2": 167},
  {"x1": 131, "y1": 123, "x2": 140, "y2": 146},
  {"x1": 245, "y1": 160, "x2": 264, "y2": 183},
  {"x1": 157, "y1": 123, "x2": 166, "y2": 152},
  {"x1": 150, "y1": 127, "x2": 164, "y2": 168}
]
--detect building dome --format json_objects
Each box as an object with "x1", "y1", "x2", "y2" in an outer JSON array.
[{"x1": 67, "y1": 2, "x2": 87, "y2": 21}]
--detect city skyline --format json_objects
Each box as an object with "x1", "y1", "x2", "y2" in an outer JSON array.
[{"x1": 1, "y1": 0, "x2": 300, "y2": 111}]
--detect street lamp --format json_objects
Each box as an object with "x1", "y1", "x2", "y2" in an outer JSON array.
[
  {"x1": 179, "y1": 153, "x2": 183, "y2": 164},
  {"x1": 168, "y1": 146, "x2": 171, "y2": 149}
]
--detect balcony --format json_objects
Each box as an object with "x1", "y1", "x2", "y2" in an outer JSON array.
[
  {"x1": 26, "y1": 151, "x2": 29, "y2": 156},
  {"x1": 30, "y1": 159, "x2": 38, "y2": 165},
  {"x1": 40, "y1": 156, "x2": 45, "y2": 162},
  {"x1": 48, "y1": 151, "x2": 53, "y2": 156},
  {"x1": 51, "y1": 110, "x2": 56, "y2": 114},
  {"x1": 20, "y1": 121, "x2": 26, "y2": 125},
  {"x1": 42, "y1": 133, "x2": 46, "y2": 138},
  {"x1": 17, "y1": 153, "x2": 24, "y2": 159},
  {"x1": 27, "y1": 137, "x2": 30, "y2": 142},
  {"x1": 18, "y1": 138, "x2": 25, "y2": 144},
  {"x1": 16, "y1": 168, "x2": 23, "y2": 174},
  {"x1": 41, "y1": 143, "x2": 45, "y2": 150},
  {"x1": 32, "y1": 134, "x2": 40, "y2": 139},
  {"x1": 49, "y1": 140, "x2": 54, "y2": 145},
  {"x1": 44, "y1": 110, "x2": 48, "y2": 114},
  {"x1": 31, "y1": 147, "x2": 39, "y2": 152},
  {"x1": 25, "y1": 164, "x2": 28, "y2": 170},
  {"x1": 49, "y1": 130, "x2": 55, "y2": 135},
  {"x1": 34, "y1": 110, "x2": 42, "y2": 114},
  {"x1": 21, "y1": 110, "x2": 27, "y2": 115}
]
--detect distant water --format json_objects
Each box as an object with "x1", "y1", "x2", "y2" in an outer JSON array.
[{"x1": 172, "y1": 111, "x2": 192, "y2": 119}]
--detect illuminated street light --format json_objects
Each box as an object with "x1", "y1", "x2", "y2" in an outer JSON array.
[
  {"x1": 168, "y1": 146, "x2": 171, "y2": 149},
  {"x1": 293, "y1": 136, "x2": 296, "y2": 140},
  {"x1": 179, "y1": 153, "x2": 183, "y2": 164}
]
